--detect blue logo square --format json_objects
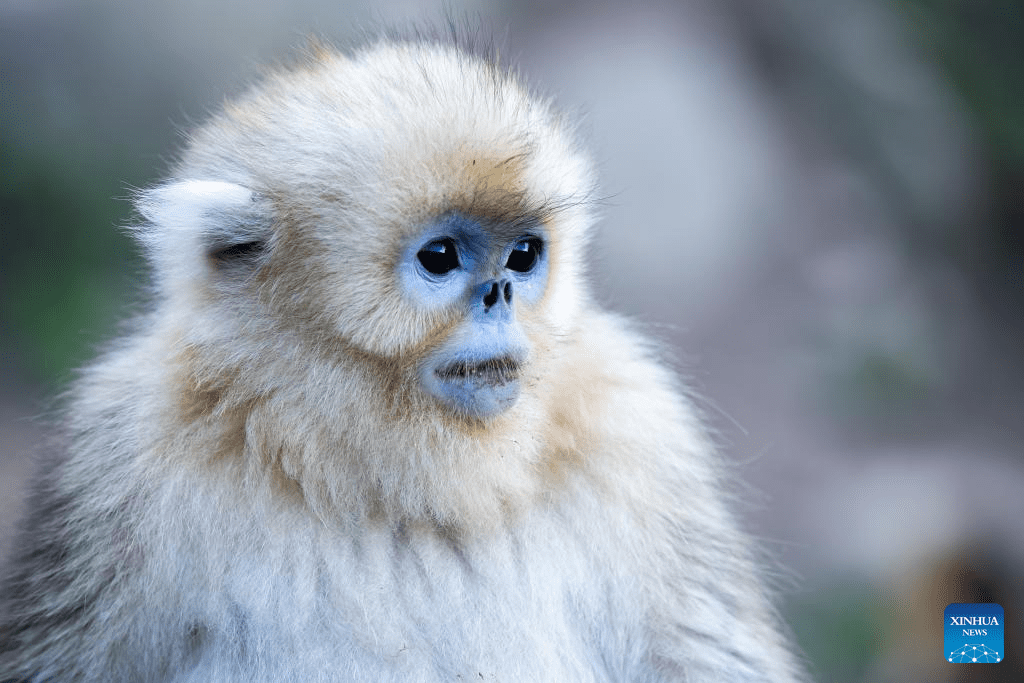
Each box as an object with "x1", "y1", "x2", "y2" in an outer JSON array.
[{"x1": 945, "y1": 603, "x2": 1004, "y2": 663}]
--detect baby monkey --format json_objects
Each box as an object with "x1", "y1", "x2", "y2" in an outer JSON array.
[{"x1": 0, "y1": 35, "x2": 806, "y2": 683}]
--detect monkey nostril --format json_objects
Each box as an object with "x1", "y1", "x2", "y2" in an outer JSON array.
[
  {"x1": 483, "y1": 282, "x2": 499, "y2": 309},
  {"x1": 503, "y1": 281, "x2": 512, "y2": 304}
]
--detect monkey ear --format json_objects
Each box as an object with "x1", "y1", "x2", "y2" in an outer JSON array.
[{"x1": 133, "y1": 180, "x2": 273, "y2": 283}]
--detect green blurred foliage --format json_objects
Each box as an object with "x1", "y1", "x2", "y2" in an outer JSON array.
[
  {"x1": 838, "y1": 350, "x2": 935, "y2": 421},
  {"x1": 900, "y1": 0, "x2": 1024, "y2": 281},
  {"x1": 0, "y1": 4, "x2": 189, "y2": 388},
  {"x1": 0, "y1": 136, "x2": 142, "y2": 386},
  {"x1": 786, "y1": 580, "x2": 888, "y2": 683},
  {"x1": 902, "y1": 0, "x2": 1024, "y2": 167}
]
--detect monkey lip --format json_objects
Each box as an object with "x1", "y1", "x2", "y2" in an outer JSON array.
[
  {"x1": 434, "y1": 356, "x2": 521, "y2": 386},
  {"x1": 422, "y1": 353, "x2": 525, "y2": 417}
]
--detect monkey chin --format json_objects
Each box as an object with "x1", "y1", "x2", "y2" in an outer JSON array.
[{"x1": 420, "y1": 355, "x2": 523, "y2": 419}]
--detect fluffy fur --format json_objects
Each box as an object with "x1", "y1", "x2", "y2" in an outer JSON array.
[{"x1": 0, "y1": 37, "x2": 806, "y2": 682}]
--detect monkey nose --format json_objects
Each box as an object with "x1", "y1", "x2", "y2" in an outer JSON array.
[{"x1": 480, "y1": 279, "x2": 513, "y2": 314}]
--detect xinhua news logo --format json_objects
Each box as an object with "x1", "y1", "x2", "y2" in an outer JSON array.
[{"x1": 945, "y1": 603, "x2": 1004, "y2": 663}]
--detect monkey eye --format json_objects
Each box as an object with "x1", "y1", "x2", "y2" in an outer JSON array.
[
  {"x1": 505, "y1": 238, "x2": 542, "y2": 273},
  {"x1": 417, "y1": 238, "x2": 460, "y2": 275}
]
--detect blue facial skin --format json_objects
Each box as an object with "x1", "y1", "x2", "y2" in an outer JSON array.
[{"x1": 398, "y1": 213, "x2": 548, "y2": 419}]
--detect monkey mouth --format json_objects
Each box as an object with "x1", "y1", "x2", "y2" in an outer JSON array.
[
  {"x1": 434, "y1": 356, "x2": 521, "y2": 386},
  {"x1": 421, "y1": 352, "x2": 525, "y2": 418}
]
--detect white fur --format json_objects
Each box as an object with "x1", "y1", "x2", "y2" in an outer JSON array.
[{"x1": 133, "y1": 180, "x2": 260, "y2": 304}]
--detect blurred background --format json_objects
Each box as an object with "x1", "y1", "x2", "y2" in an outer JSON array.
[{"x1": 1, "y1": 0, "x2": 1021, "y2": 680}]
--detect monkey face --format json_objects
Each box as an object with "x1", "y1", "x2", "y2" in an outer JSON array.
[
  {"x1": 397, "y1": 212, "x2": 549, "y2": 417},
  {"x1": 138, "y1": 42, "x2": 598, "y2": 433}
]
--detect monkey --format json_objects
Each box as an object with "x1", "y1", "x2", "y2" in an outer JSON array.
[{"x1": 0, "y1": 35, "x2": 807, "y2": 682}]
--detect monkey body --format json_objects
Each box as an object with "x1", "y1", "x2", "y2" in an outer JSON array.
[{"x1": 0, "y1": 38, "x2": 805, "y2": 682}]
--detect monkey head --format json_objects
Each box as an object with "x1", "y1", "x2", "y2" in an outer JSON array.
[
  {"x1": 139, "y1": 41, "x2": 595, "y2": 418},
  {"x1": 132, "y1": 40, "x2": 600, "y2": 525}
]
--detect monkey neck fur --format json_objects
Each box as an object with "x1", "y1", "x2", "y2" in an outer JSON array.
[{"x1": 148, "y1": 315, "x2": 598, "y2": 537}]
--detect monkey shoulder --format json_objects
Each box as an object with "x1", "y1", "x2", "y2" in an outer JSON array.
[{"x1": 556, "y1": 310, "x2": 716, "y2": 480}]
